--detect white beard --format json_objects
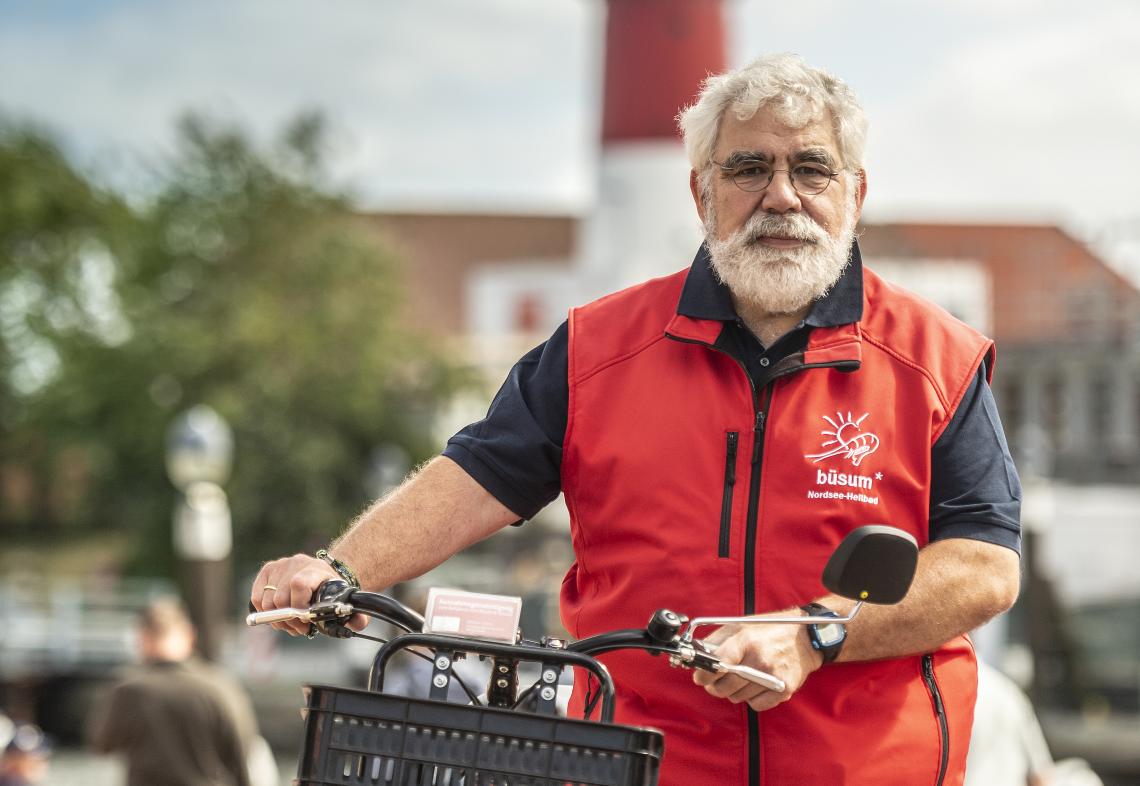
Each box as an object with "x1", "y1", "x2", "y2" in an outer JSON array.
[{"x1": 705, "y1": 189, "x2": 858, "y2": 315}]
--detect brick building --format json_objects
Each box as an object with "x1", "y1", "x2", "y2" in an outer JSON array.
[{"x1": 365, "y1": 211, "x2": 1140, "y2": 484}]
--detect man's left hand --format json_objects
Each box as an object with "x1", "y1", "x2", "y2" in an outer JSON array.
[{"x1": 692, "y1": 610, "x2": 824, "y2": 712}]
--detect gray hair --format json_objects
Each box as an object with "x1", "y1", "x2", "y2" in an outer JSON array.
[{"x1": 678, "y1": 53, "x2": 869, "y2": 191}]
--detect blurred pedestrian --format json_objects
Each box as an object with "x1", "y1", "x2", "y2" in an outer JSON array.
[
  {"x1": 0, "y1": 723, "x2": 51, "y2": 786},
  {"x1": 87, "y1": 597, "x2": 267, "y2": 786},
  {"x1": 966, "y1": 659, "x2": 1102, "y2": 786}
]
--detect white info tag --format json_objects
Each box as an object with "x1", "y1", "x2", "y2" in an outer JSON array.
[{"x1": 423, "y1": 588, "x2": 522, "y2": 643}]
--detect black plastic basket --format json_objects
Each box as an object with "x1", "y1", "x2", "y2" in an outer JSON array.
[{"x1": 296, "y1": 684, "x2": 664, "y2": 786}]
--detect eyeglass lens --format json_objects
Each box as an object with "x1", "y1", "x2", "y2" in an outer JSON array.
[{"x1": 729, "y1": 162, "x2": 834, "y2": 195}]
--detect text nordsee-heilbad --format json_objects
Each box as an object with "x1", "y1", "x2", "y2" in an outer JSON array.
[{"x1": 816, "y1": 468, "x2": 874, "y2": 490}]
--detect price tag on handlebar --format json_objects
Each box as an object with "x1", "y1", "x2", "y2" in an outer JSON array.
[{"x1": 423, "y1": 588, "x2": 522, "y2": 643}]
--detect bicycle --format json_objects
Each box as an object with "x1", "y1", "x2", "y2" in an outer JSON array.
[{"x1": 247, "y1": 524, "x2": 918, "y2": 786}]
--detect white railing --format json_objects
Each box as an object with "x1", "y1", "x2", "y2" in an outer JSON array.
[{"x1": 0, "y1": 577, "x2": 174, "y2": 678}]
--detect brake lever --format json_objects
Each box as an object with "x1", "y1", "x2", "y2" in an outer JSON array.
[
  {"x1": 713, "y1": 661, "x2": 786, "y2": 692},
  {"x1": 246, "y1": 579, "x2": 356, "y2": 637},
  {"x1": 246, "y1": 607, "x2": 315, "y2": 626},
  {"x1": 670, "y1": 640, "x2": 787, "y2": 693},
  {"x1": 245, "y1": 600, "x2": 354, "y2": 637}
]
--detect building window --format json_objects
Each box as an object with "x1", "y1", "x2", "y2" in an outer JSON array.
[{"x1": 513, "y1": 293, "x2": 542, "y2": 334}]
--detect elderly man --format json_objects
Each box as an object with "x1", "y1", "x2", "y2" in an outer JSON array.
[{"x1": 254, "y1": 53, "x2": 1021, "y2": 785}]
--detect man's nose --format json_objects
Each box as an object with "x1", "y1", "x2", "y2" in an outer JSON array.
[{"x1": 759, "y1": 170, "x2": 801, "y2": 214}]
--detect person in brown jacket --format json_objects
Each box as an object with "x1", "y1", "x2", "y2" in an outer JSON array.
[{"x1": 88, "y1": 598, "x2": 258, "y2": 786}]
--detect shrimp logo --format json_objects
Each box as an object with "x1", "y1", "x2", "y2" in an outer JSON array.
[{"x1": 805, "y1": 411, "x2": 880, "y2": 467}]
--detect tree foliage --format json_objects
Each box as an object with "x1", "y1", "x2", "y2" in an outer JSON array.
[{"x1": 0, "y1": 113, "x2": 467, "y2": 575}]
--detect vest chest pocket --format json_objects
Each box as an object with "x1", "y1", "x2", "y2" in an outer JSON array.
[{"x1": 718, "y1": 431, "x2": 739, "y2": 558}]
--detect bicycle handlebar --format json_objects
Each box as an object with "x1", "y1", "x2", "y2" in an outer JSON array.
[
  {"x1": 247, "y1": 525, "x2": 917, "y2": 723},
  {"x1": 246, "y1": 581, "x2": 818, "y2": 695}
]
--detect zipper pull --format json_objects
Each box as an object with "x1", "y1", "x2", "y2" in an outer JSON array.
[
  {"x1": 923, "y1": 655, "x2": 945, "y2": 713},
  {"x1": 752, "y1": 412, "x2": 765, "y2": 464},
  {"x1": 725, "y1": 432, "x2": 738, "y2": 485}
]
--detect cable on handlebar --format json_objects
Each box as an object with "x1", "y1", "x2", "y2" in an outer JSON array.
[
  {"x1": 584, "y1": 674, "x2": 602, "y2": 719},
  {"x1": 511, "y1": 684, "x2": 537, "y2": 711},
  {"x1": 329, "y1": 614, "x2": 484, "y2": 706}
]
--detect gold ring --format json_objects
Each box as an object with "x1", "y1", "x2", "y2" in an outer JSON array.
[{"x1": 262, "y1": 584, "x2": 278, "y2": 593}]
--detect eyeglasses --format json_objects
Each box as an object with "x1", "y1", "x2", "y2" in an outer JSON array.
[{"x1": 711, "y1": 159, "x2": 840, "y2": 196}]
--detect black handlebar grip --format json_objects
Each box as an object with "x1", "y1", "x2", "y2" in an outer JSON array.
[
  {"x1": 313, "y1": 579, "x2": 356, "y2": 639},
  {"x1": 316, "y1": 579, "x2": 352, "y2": 604}
]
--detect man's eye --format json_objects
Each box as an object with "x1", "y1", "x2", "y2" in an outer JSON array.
[
  {"x1": 734, "y1": 164, "x2": 770, "y2": 178},
  {"x1": 793, "y1": 163, "x2": 833, "y2": 189},
  {"x1": 793, "y1": 163, "x2": 830, "y2": 176}
]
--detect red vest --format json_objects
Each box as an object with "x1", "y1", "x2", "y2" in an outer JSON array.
[{"x1": 561, "y1": 265, "x2": 994, "y2": 786}]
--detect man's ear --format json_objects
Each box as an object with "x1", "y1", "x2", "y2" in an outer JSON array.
[
  {"x1": 690, "y1": 169, "x2": 707, "y2": 225},
  {"x1": 853, "y1": 169, "x2": 868, "y2": 222}
]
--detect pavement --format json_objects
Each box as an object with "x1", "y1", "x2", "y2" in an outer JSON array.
[{"x1": 46, "y1": 749, "x2": 296, "y2": 786}]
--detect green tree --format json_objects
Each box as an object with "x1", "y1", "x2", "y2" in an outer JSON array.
[
  {"x1": 1, "y1": 113, "x2": 467, "y2": 576},
  {"x1": 0, "y1": 119, "x2": 137, "y2": 540}
]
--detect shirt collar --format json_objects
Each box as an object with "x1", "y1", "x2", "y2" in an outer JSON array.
[{"x1": 676, "y1": 240, "x2": 865, "y2": 328}]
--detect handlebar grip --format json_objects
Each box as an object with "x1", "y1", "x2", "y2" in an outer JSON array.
[
  {"x1": 316, "y1": 579, "x2": 352, "y2": 603},
  {"x1": 716, "y1": 662, "x2": 786, "y2": 692}
]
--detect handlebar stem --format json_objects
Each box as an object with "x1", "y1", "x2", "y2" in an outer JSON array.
[{"x1": 370, "y1": 632, "x2": 620, "y2": 722}]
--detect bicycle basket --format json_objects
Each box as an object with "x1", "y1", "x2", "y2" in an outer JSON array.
[{"x1": 296, "y1": 684, "x2": 664, "y2": 786}]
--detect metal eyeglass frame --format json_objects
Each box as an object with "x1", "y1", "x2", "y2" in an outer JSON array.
[{"x1": 710, "y1": 160, "x2": 841, "y2": 196}]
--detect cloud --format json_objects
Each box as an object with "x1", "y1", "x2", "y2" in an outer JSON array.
[
  {"x1": 0, "y1": 0, "x2": 600, "y2": 210},
  {"x1": 863, "y1": 1, "x2": 1140, "y2": 225},
  {"x1": 3, "y1": 0, "x2": 1138, "y2": 226}
]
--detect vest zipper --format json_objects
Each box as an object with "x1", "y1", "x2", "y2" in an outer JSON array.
[
  {"x1": 663, "y1": 333, "x2": 861, "y2": 786},
  {"x1": 922, "y1": 654, "x2": 950, "y2": 786},
  {"x1": 665, "y1": 331, "x2": 767, "y2": 785},
  {"x1": 744, "y1": 388, "x2": 772, "y2": 786},
  {"x1": 742, "y1": 392, "x2": 771, "y2": 617},
  {"x1": 744, "y1": 356, "x2": 852, "y2": 786},
  {"x1": 718, "y1": 431, "x2": 739, "y2": 558}
]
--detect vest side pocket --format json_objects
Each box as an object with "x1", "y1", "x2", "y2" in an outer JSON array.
[
  {"x1": 718, "y1": 431, "x2": 739, "y2": 558},
  {"x1": 922, "y1": 653, "x2": 950, "y2": 786}
]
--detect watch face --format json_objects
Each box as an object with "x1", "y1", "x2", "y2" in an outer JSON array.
[{"x1": 816, "y1": 622, "x2": 844, "y2": 647}]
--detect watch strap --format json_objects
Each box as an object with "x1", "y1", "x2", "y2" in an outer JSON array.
[{"x1": 800, "y1": 602, "x2": 844, "y2": 664}]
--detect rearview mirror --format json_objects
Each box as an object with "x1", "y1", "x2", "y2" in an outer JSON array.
[{"x1": 822, "y1": 525, "x2": 918, "y2": 605}]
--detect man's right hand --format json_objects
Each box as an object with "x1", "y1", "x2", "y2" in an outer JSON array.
[{"x1": 250, "y1": 554, "x2": 368, "y2": 635}]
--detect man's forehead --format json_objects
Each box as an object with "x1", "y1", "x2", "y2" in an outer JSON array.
[{"x1": 716, "y1": 106, "x2": 838, "y2": 157}]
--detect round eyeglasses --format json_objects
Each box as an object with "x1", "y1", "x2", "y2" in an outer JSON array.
[{"x1": 711, "y1": 159, "x2": 840, "y2": 196}]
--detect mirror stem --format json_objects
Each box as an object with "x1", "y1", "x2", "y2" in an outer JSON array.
[{"x1": 682, "y1": 601, "x2": 864, "y2": 644}]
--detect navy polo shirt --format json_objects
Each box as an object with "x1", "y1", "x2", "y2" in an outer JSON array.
[{"x1": 444, "y1": 243, "x2": 1022, "y2": 553}]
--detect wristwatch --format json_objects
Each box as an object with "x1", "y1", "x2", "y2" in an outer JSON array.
[{"x1": 801, "y1": 602, "x2": 845, "y2": 664}]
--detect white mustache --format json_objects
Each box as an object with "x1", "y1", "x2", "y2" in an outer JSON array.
[{"x1": 739, "y1": 212, "x2": 827, "y2": 245}]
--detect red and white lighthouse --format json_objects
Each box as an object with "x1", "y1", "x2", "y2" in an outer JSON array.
[
  {"x1": 578, "y1": 0, "x2": 727, "y2": 291},
  {"x1": 461, "y1": 1, "x2": 727, "y2": 346}
]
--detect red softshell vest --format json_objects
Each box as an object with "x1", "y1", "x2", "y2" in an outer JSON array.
[{"x1": 561, "y1": 264, "x2": 995, "y2": 786}]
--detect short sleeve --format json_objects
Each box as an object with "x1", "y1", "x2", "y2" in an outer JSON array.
[
  {"x1": 443, "y1": 322, "x2": 569, "y2": 520},
  {"x1": 929, "y1": 366, "x2": 1022, "y2": 553}
]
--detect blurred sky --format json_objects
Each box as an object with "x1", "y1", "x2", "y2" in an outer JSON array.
[{"x1": 2, "y1": 0, "x2": 1139, "y2": 252}]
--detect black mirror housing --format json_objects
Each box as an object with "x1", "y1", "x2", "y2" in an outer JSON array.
[{"x1": 822, "y1": 525, "x2": 918, "y2": 605}]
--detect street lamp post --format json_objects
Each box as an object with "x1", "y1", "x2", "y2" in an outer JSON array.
[{"x1": 165, "y1": 405, "x2": 234, "y2": 662}]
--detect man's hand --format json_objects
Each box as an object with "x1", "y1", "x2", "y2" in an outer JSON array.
[
  {"x1": 249, "y1": 458, "x2": 521, "y2": 637},
  {"x1": 251, "y1": 554, "x2": 366, "y2": 636},
  {"x1": 693, "y1": 611, "x2": 823, "y2": 712}
]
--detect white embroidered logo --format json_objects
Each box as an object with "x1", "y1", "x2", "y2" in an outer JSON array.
[{"x1": 805, "y1": 411, "x2": 880, "y2": 467}]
